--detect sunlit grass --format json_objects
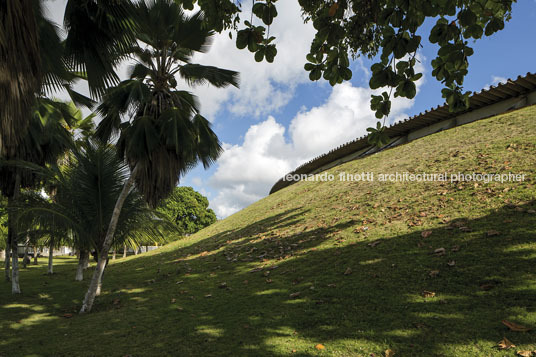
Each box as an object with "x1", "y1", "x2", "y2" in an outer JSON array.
[{"x1": 0, "y1": 105, "x2": 535, "y2": 356}]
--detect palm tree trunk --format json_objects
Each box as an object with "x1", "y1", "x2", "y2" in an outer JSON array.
[
  {"x1": 33, "y1": 245, "x2": 38, "y2": 264},
  {"x1": 83, "y1": 253, "x2": 89, "y2": 269},
  {"x1": 9, "y1": 173, "x2": 21, "y2": 293},
  {"x1": 134, "y1": 246, "x2": 138, "y2": 255},
  {"x1": 122, "y1": 244, "x2": 127, "y2": 258},
  {"x1": 10, "y1": 241, "x2": 20, "y2": 293},
  {"x1": 80, "y1": 164, "x2": 139, "y2": 313},
  {"x1": 112, "y1": 249, "x2": 116, "y2": 260},
  {"x1": 75, "y1": 250, "x2": 89, "y2": 281},
  {"x1": 4, "y1": 236, "x2": 10, "y2": 281},
  {"x1": 47, "y1": 241, "x2": 54, "y2": 275},
  {"x1": 22, "y1": 236, "x2": 29, "y2": 269}
]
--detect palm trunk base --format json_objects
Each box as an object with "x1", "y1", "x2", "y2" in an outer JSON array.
[
  {"x1": 4, "y1": 250, "x2": 11, "y2": 281},
  {"x1": 47, "y1": 244, "x2": 53, "y2": 275},
  {"x1": 33, "y1": 245, "x2": 38, "y2": 265},
  {"x1": 11, "y1": 245, "x2": 21, "y2": 294},
  {"x1": 75, "y1": 250, "x2": 89, "y2": 281},
  {"x1": 80, "y1": 256, "x2": 107, "y2": 313},
  {"x1": 79, "y1": 164, "x2": 139, "y2": 313}
]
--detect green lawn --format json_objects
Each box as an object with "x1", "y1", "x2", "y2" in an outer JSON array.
[{"x1": 1, "y1": 105, "x2": 536, "y2": 356}]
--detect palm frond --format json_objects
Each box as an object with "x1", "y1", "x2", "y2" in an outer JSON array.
[
  {"x1": 96, "y1": 79, "x2": 151, "y2": 142},
  {"x1": 178, "y1": 64, "x2": 239, "y2": 88},
  {"x1": 63, "y1": 0, "x2": 137, "y2": 97},
  {"x1": 0, "y1": 0, "x2": 41, "y2": 156}
]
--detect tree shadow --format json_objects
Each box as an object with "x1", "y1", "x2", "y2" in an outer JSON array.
[{"x1": 1, "y1": 202, "x2": 535, "y2": 356}]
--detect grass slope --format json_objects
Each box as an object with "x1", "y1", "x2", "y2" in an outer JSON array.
[{"x1": 1, "y1": 105, "x2": 536, "y2": 357}]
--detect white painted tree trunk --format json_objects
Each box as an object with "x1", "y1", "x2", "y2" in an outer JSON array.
[
  {"x1": 9, "y1": 174, "x2": 21, "y2": 294},
  {"x1": 47, "y1": 242, "x2": 53, "y2": 275},
  {"x1": 83, "y1": 253, "x2": 89, "y2": 269},
  {"x1": 4, "y1": 246, "x2": 10, "y2": 281},
  {"x1": 75, "y1": 250, "x2": 89, "y2": 281},
  {"x1": 122, "y1": 244, "x2": 127, "y2": 258},
  {"x1": 33, "y1": 245, "x2": 38, "y2": 264},
  {"x1": 22, "y1": 238, "x2": 29, "y2": 269},
  {"x1": 11, "y1": 244, "x2": 20, "y2": 293},
  {"x1": 79, "y1": 165, "x2": 139, "y2": 313},
  {"x1": 112, "y1": 249, "x2": 116, "y2": 260}
]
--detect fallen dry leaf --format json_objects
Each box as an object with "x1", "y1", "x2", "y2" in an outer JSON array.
[
  {"x1": 368, "y1": 240, "x2": 381, "y2": 247},
  {"x1": 421, "y1": 230, "x2": 432, "y2": 238},
  {"x1": 434, "y1": 247, "x2": 446, "y2": 256},
  {"x1": 498, "y1": 337, "x2": 516, "y2": 349},
  {"x1": 502, "y1": 320, "x2": 532, "y2": 332},
  {"x1": 413, "y1": 322, "x2": 428, "y2": 329},
  {"x1": 385, "y1": 349, "x2": 395, "y2": 357},
  {"x1": 487, "y1": 230, "x2": 501, "y2": 237},
  {"x1": 63, "y1": 313, "x2": 73, "y2": 318},
  {"x1": 451, "y1": 245, "x2": 460, "y2": 252},
  {"x1": 517, "y1": 351, "x2": 533, "y2": 357},
  {"x1": 422, "y1": 290, "x2": 436, "y2": 298},
  {"x1": 480, "y1": 283, "x2": 495, "y2": 291},
  {"x1": 315, "y1": 343, "x2": 325, "y2": 350},
  {"x1": 429, "y1": 270, "x2": 440, "y2": 277},
  {"x1": 289, "y1": 292, "x2": 301, "y2": 299},
  {"x1": 204, "y1": 294, "x2": 212, "y2": 298},
  {"x1": 447, "y1": 260, "x2": 456, "y2": 267},
  {"x1": 344, "y1": 267, "x2": 352, "y2": 275},
  {"x1": 170, "y1": 298, "x2": 176, "y2": 303}
]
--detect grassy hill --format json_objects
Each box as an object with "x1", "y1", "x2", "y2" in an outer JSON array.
[{"x1": 1, "y1": 105, "x2": 536, "y2": 357}]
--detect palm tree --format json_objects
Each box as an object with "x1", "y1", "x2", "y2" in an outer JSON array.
[
  {"x1": 0, "y1": 0, "x2": 133, "y2": 156},
  {"x1": 2, "y1": 0, "x2": 133, "y2": 291},
  {"x1": 0, "y1": 98, "x2": 75, "y2": 293},
  {"x1": 19, "y1": 141, "x2": 170, "y2": 282},
  {"x1": 81, "y1": 0, "x2": 239, "y2": 313}
]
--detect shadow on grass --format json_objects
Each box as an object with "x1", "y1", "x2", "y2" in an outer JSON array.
[{"x1": 1, "y1": 203, "x2": 535, "y2": 356}]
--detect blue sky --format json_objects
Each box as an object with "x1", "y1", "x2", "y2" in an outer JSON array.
[{"x1": 45, "y1": 1, "x2": 536, "y2": 218}]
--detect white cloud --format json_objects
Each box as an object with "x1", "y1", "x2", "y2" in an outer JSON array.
[
  {"x1": 191, "y1": 177, "x2": 203, "y2": 186},
  {"x1": 484, "y1": 75, "x2": 507, "y2": 90},
  {"x1": 208, "y1": 76, "x2": 424, "y2": 218},
  {"x1": 491, "y1": 76, "x2": 507, "y2": 85},
  {"x1": 209, "y1": 118, "x2": 295, "y2": 217}
]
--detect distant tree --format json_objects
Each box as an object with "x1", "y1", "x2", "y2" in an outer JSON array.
[{"x1": 158, "y1": 187, "x2": 217, "y2": 236}]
